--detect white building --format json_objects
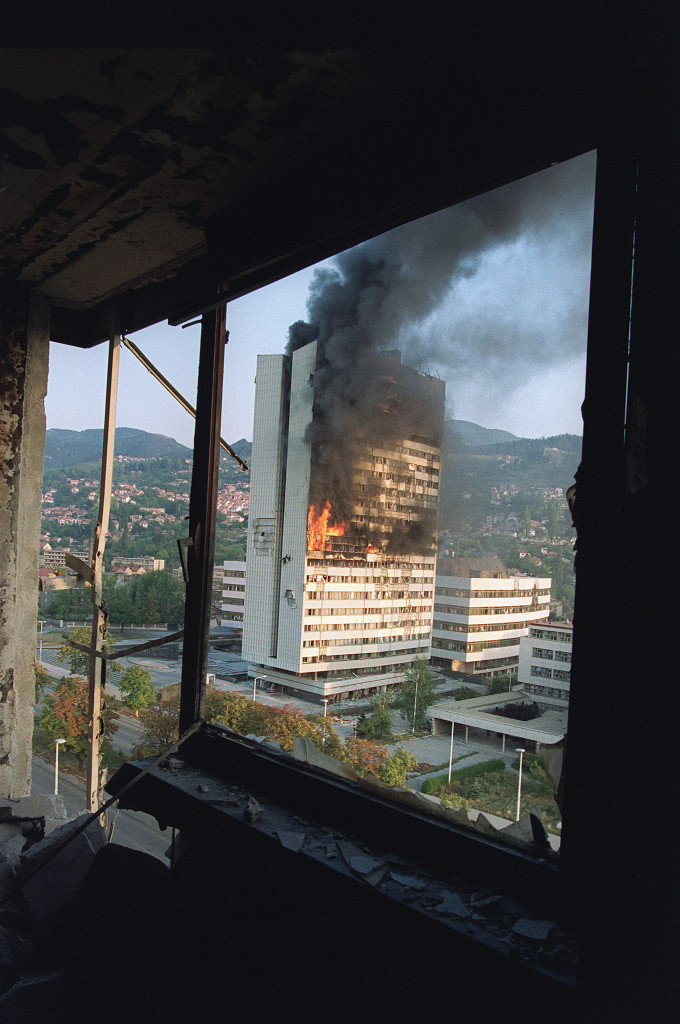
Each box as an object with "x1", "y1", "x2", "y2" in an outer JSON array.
[
  {"x1": 242, "y1": 342, "x2": 445, "y2": 701},
  {"x1": 430, "y1": 557, "x2": 551, "y2": 680},
  {"x1": 518, "y1": 621, "x2": 572, "y2": 704},
  {"x1": 221, "y1": 560, "x2": 246, "y2": 625}
]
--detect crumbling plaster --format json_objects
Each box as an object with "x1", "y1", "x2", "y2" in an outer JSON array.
[{"x1": 0, "y1": 292, "x2": 49, "y2": 797}]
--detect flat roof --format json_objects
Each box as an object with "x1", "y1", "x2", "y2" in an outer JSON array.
[{"x1": 427, "y1": 691, "x2": 567, "y2": 745}]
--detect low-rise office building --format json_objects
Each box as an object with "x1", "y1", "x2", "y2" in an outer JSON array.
[
  {"x1": 430, "y1": 557, "x2": 551, "y2": 680},
  {"x1": 221, "y1": 560, "x2": 247, "y2": 625},
  {"x1": 518, "y1": 621, "x2": 572, "y2": 704}
]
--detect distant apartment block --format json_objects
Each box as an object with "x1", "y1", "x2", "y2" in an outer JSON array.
[
  {"x1": 430, "y1": 556, "x2": 551, "y2": 680},
  {"x1": 243, "y1": 343, "x2": 445, "y2": 701},
  {"x1": 518, "y1": 621, "x2": 572, "y2": 703},
  {"x1": 221, "y1": 560, "x2": 246, "y2": 624},
  {"x1": 108, "y1": 556, "x2": 165, "y2": 573},
  {"x1": 40, "y1": 546, "x2": 89, "y2": 570}
]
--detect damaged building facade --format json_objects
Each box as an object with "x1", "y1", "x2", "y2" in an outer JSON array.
[{"x1": 243, "y1": 343, "x2": 444, "y2": 700}]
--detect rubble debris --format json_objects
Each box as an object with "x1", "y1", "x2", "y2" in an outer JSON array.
[
  {"x1": 197, "y1": 784, "x2": 210, "y2": 794},
  {"x1": 513, "y1": 918, "x2": 554, "y2": 941},
  {"x1": 349, "y1": 854, "x2": 383, "y2": 876},
  {"x1": 243, "y1": 797, "x2": 264, "y2": 823},
  {"x1": 390, "y1": 871, "x2": 425, "y2": 890},
  {"x1": 20, "y1": 816, "x2": 106, "y2": 928},
  {"x1": 276, "y1": 830, "x2": 306, "y2": 853},
  {"x1": 434, "y1": 893, "x2": 470, "y2": 919},
  {"x1": 0, "y1": 824, "x2": 27, "y2": 865}
]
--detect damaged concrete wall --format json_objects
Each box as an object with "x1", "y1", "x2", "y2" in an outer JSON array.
[{"x1": 0, "y1": 291, "x2": 49, "y2": 797}]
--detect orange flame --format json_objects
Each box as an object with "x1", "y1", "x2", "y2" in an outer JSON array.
[
  {"x1": 366, "y1": 544, "x2": 380, "y2": 554},
  {"x1": 307, "y1": 501, "x2": 347, "y2": 550}
]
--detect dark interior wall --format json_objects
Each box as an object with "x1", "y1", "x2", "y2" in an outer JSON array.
[{"x1": 0, "y1": 290, "x2": 49, "y2": 797}]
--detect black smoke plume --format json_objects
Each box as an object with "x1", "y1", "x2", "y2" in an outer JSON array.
[{"x1": 289, "y1": 152, "x2": 595, "y2": 553}]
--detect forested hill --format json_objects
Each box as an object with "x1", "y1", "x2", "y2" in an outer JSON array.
[
  {"x1": 44, "y1": 427, "x2": 193, "y2": 468},
  {"x1": 439, "y1": 426, "x2": 582, "y2": 533}
]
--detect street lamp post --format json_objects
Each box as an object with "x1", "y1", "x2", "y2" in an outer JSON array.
[
  {"x1": 38, "y1": 620, "x2": 43, "y2": 664},
  {"x1": 515, "y1": 747, "x2": 526, "y2": 821},
  {"x1": 54, "y1": 738, "x2": 66, "y2": 796},
  {"x1": 448, "y1": 722, "x2": 455, "y2": 784},
  {"x1": 253, "y1": 675, "x2": 265, "y2": 701},
  {"x1": 322, "y1": 698, "x2": 329, "y2": 718},
  {"x1": 412, "y1": 674, "x2": 419, "y2": 734}
]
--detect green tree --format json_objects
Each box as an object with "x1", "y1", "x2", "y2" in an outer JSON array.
[
  {"x1": 132, "y1": 696, "x2": 180, "y2": 757},
  {"x1": 119, "y1": 665, "x2": 157, "y2": 713},
  {"x1": 393, "y1": 659, "x2": 439, "y2": 731},
  {"x1": 35, "y1": 661, "x2": 51, "y2": 701},
  {"x1": 356, "y1": 691, "x2": 394, "y2": 741},
  {"x1": 486, "y1": 676, "x2": 512, "y2": 695},
  {"x1": 379, "y1": 746, "x2": 418, "y2": 787},
  {"x1": 38, "y1": 675, "x2": 119, "y2": 764},
  {"x1": 142, "y1": 591, "x2": 160, "y2": 625},
  {"x1": 57, "y1": 625, "x2": 121, "y2": 675},
  {"x1": 454, "y1": 686, "x2": 479, "y2": 701}
]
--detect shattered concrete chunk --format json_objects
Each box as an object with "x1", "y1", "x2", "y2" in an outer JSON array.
[
  {"x1": 324, "y1": 844, "x2": 336, "y2": 858},
  {"x1": 434, "y1": 893, "x2": 470, "y2": 918},
  {"x1": 243, "y1": 797, "x2": 264, "y2": 823},
  {"x1": 472, "y1": 813, "x2": 499, "y2": 835},
  {"x1": 390, "y1": 871, "x2": 425, "y2": 890},
  {"x1": 164, "y1": 757, "x2": 185, "y2": 771},
  {"x1": 277, "y1": 830, "x2": 305, "y2": 853},
  {"x1": 0, "y1": 824, "x2": 26, "y2": 865},
  {"x1": 0, "y1": 796, "x2": 66, "y2": 820},
  {"x1": 497, "y1": 813, "x2": 534, "y2": 843},
  {"x1": 20, "y1": 815, "x2": 106, "y2": 928},
  {"x1": 197, "y1": 784, "x2": 210, "y2": 793},
  {"x1": 349, "y1": 854, "x2": 383, "y2": 876},
  {"x1": 513, "y1": 917, "x2": 554, "y2": 941}
]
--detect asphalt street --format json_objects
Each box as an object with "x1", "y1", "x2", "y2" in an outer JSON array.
[{"x1": 31, "y1": 756, "x2": 171, "y2": 863}]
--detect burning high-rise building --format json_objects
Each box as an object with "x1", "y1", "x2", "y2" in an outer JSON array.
[{"x1": 243, "y1": 339, "x2": 445, "y2": 702}]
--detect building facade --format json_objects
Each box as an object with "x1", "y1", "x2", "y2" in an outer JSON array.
[
  {"x1": 518, "y1": 621, "x2": 572, "y2": 703},
  {"x1": 430, "y1": 557, "x2": 551, "y2": 679},
  {"x1": 221, "y1": 560, "x2": 247, "y2": 625},
  {"x1": 243, "y1": 342, "x2": 445, "y2": 701}
]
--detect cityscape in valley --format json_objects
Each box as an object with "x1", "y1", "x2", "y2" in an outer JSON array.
[{"x1": 37, "y1": 387, "x2": 578, "y2": 843}]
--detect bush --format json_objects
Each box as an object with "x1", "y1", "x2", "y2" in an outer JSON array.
[
  {"x1": 355, "y1": 692, "x2": 394, "y2": 741},
  {"x1": 454, "y1": 686, "x2": 478, "y2": 701}
]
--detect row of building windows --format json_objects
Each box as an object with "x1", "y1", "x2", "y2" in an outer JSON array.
[
  {"x1": 302, "y1": 631, "x2": 429, "y2": 648},
  {"x1": 302, "y1": 645, "x2": 425, "y2": 664},
  {"x1": 307, "y1": 558, "x2": 435, "y2": 569},
  {"x1": 433, "y1": 619, "x2": 539, "y2": 634},
  {"x1": 304, "y1": 614, "x2": 431, "y2": 630},
  {"x1": 436, "y1": 586, "x2": 551, "y2": 599},
  {"x1": 432, "y1": 637, "x2": 520, "y2": 653},
  {"x1": 530, "y1": 665, "x2": 571, "y2": 681},
  {"x1": 306, "y1": 604, "x2": 432, "y2": 617},
  {"x1": 524, "y1": 683, "x2": 569, "y2": 700},
  {"x1": 307, "y1": 590, "x2": 432, "y2": 602},
  {"x1": 531, "y1": 628, "x2": 572, "y2": 643},
  {"x1": 434, "y1": 602, "x2": 545, "y2": 616}
]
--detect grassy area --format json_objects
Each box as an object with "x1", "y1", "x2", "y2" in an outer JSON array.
[
  {"x1": 419, "y1": 752, "x2": 477, "y2": 774},
  {"x1": 421, "y1": 758, "x2": 505, "y2": 792},
  {"x1": 424, "y1": 760, "x2": 561, "y2": 831}
]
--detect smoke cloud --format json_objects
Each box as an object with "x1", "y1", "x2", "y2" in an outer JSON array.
[{"x1": 289, "y1": 151, "x2": 596, "y2": 553}]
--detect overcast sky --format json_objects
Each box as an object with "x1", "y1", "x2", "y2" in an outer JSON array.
[{"x1": 45, "y1": 151, "x2": 596, "y2": 449}]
